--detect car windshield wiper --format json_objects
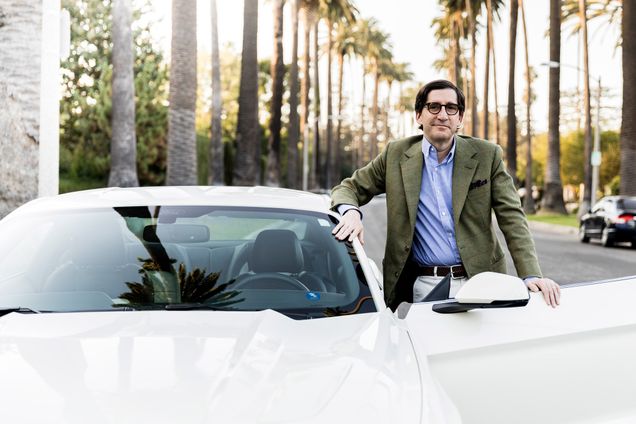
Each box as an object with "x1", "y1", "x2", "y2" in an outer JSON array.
[
  {"x1": 164, "y1": 303, "x2": 229, "y2": 311},
  {"x1": 0, "y1": 307, "x2": 41, "y2": 317}
]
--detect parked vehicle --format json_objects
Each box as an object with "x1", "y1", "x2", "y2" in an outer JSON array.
[
  {"x1": 579, "y1": 195, "x2": 636, "y2": 247},
  {"x1": 0, "y1": 186, "x2": 635, "y2": 423}
]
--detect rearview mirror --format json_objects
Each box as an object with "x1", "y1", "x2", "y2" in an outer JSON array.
[
  {"x1": 143, "y1": 224, "x2": 210, "y2": 243},
  {"x1": 432, "y1": 272, "x2": 529, "y2": 314}
]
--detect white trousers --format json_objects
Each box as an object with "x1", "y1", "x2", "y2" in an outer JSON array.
[{"x1": 412, "y1": 275, "x2": 468, "y2": 303}]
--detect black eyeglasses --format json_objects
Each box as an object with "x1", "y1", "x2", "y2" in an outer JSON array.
[{"x1": 424, "y1": 102, "x2": 461, "y2": 116}]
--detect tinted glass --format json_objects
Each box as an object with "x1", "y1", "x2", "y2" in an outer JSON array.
[
  {"x1": 617, "y1": 198, "x2": 636, "y2": 211},
  {"x1": 0, "y1": 206, "x2": 376, "y2": 319}
]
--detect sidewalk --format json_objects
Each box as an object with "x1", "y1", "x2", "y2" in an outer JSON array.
[{"x1": 527, "y1": 220, "x2": 578, "y2": 236}]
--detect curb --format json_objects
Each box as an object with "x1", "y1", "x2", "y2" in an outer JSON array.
[{"x1": 527, "y1": 220, "x2": 578, "y2": 236}]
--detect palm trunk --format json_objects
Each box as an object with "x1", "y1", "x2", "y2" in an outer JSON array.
[
  {"x1": 451, "y1": 19, "x2": 460, "y2": 84},
  {"x1": 358, "y1": 57, "x2": 367, "y2": 167},
  {"x1": 0, "y1": 1, "x2": 41, "y2": 217},
  {"x1": 326, "y1": 19, "x2": 334, "y2": 189},
  {"x1": 109, "y1": 0, "x2": 138, "y2": 187},
  {"x1": 482, "y1": 0, "x2": 491, "y2": 141},
  {"x1": 507, "y1": 0, "x2": 519, "y2": 185},
  {"x1": 542, "y1": 0, "x2": 567, "y2": 213},
  {"x1": 620, "y1": 0, "x2": 636, "y2": 195},
  {"x1": 209, "y1": 0, "x2": 224, "y2": 185},
  {"x1": 457, "y1": 14, "x2": 469, "y2": 99},
  {"x1": 335, "y1": 51, "x2": 345, "y2": 186},
  {"x1": 370, "y1": 64, "x2": 380, "y2": 159},
  {"x1": 520, "y1": 0, "x2": 534, "y2": 214},
  {"x1": 266, "y1": 0, "x2": 285, "y2": 187},
  {"x1": 579, "y1": 0, "x2": 593, "y2": 212},
  {"x1": 384, "y1": 81, "x2": 393, "y2": 146},
  {"x1": 487, "y1": 0, "x2": 500, "y2": 145},
  {"x1": 233, "y1": 0, "x2": 260, "y2": 185},
  {"x1": 301, "y1": 8, "x2": 311, "y2": 164},
  {"x1": 167, "y1": 0, "x2": 197, "y2": 186},
  {"x1": 466, "y1": 0, "x2": 478, "y2": 136},
  {"x1": 311, "y1": 20, "x2": 320, "y2": 189},
  {"x1": 287, "y1": 0, "x2": 300, "y2": 189}
]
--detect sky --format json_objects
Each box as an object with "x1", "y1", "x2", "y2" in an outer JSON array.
[{"x1": 151, "y1": 0, "x2": 622, "y2": 135}]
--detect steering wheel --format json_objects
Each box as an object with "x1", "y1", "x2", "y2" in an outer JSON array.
[
  {"x1": 298, "y1": 271, "x2": 327, "y2": 292},
  {"x1": 232, "y1": 272, "x2": 310, "y2": 291}
]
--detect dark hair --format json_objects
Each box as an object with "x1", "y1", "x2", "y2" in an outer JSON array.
[{"x1": 414, "y1": 79, "x2": 466, "y2": 117}]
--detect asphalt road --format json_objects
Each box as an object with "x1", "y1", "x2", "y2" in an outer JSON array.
[{"x1": 359, "y1": 196, "x2": 636, "y2": 285}]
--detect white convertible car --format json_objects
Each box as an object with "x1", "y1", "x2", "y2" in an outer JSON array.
[{"x1": 0, "y1": 186, "x2": 634, "y2": 423}]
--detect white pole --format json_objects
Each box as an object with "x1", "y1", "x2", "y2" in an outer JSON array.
[
  {"x1": 590, "y1": 77, "x2": 601, "y2": 206},
  {"x1": 38, "y1": 0, "x2": 64, "y2": 197}
]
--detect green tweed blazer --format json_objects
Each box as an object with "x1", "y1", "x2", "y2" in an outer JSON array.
[{"x1": 331, "y1": 134, "x2": 542, "y2": 305}]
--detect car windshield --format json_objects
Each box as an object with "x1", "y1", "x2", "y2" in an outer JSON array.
[{"x1": 0, "y1": 206, "x2": 376, "y2": 319}]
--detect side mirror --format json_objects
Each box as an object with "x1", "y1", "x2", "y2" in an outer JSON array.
[
  {"x1": 368, "y1": 259, "x2": 383, "y2": 290},
  {"x1": 432, "y1": 272, "x2": 529, "y2": 314}
]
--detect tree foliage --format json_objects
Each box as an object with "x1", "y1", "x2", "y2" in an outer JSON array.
[{"x1": 60, "y1": 0, "x2": 168, "y2": 189}]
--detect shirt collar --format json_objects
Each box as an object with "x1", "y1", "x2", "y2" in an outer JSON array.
[{"x1": 421, "y1": 136, "x2": 456, "y2": 165}]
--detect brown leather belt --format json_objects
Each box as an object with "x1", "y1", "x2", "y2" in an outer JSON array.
[{"x1": 415, "y1": 264, "x2": 467, "y2": 279}]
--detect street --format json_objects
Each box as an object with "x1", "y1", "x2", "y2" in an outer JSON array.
[{"x1": 360, "y1": 197, "x2": 636, "y2": 285}]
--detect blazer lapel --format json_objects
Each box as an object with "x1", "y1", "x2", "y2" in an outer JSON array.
[
  {"x1": 452, "y1": 136, "x2": 479, "y2": 225},
  {"x1": 400, "y1": 140, "x2": 423, "y2": 230}
]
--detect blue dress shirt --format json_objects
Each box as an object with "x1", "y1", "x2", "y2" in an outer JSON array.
[{"x1": 411, "y1": 137, "x2": 462, "y2": 266}]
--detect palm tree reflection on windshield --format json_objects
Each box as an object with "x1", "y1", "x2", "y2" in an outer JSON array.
[{"x1": 117, "y1": 258, "x2": 243, "y2": 309}]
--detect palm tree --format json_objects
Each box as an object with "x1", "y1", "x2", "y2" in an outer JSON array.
[
  {"x1": 311, "y1": 19, "x2": 321, "y2": 189},
  {"x1": 621, "y1": 0, "x2": 636, "y2": 195},
  {"x1": 355, "y1": 18, "x2": 377, "y2": 167},
  {"x1": 562, "y1": 0, "x2": 621, "y2": 200},
  {"x1": 482, "y1": 1, "x2": 491, "y2": 141},
  {"x1": 266, "y1": 0, "x2": 285, "y2": 187},
  {"x1": 394, "y1": 63, "x2": 415, "y2": 138},
  {"x1": 109, "y1": 0, "x2": 139, "y2": 188},
  {"x1": 208, "y1": 0, "x2": 224, "y2": 186},
  {"x1": 542, "y1": 0, "x2": 568, "y2": 214},
  {"x1": 486, "y1": 0, "x2": 500, "y2": 145},
  {"x1": 299, "y1": 2, "x2": 314, "y2": 183},
  {"x1": 287, "y1": 0, "x2": 301, "y2": 189},
  {"x1": 368, "y1": 28, "x2": 392, "y2": 160},
  {"x1": 332, "y1": 22, "x2": 360, "y2": 184},
  {"x1": 520, "y1": 0, "x2": 534, "y2": 214},
  {"x1": 432, "y1": 13, "x2": 462, "y2": 84},
  {"x1": 0, "y1": 1, "x2": 41, "y2": 216},
  {"x1": 465, "y1": 0, "x2": 479, "y2": 136},
  {"x1": 578, "y1": 0, "x2": 593, "y2": 213},
  {"x1": 167, "y1": 0, "x2": 197, "y2": 186},
  {"x1": 507, "y1": 0, "x2": 519, "y2": 185},
  {"x1": 322, "y1": 0, "x2": 357, "y2": 189},
  {"x1": 480, "y1": 0, "x2": 504, "y2": 141},
  {"x1": 233, "y1": 0, "x2": 260, "y2": 186},
  {"x1": 563, "y1": 1, "x2": 622, "y2": 46}
]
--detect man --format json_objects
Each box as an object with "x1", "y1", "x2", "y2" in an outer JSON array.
[{"x1": 331, "y1": 79, "x2": 560, "y2": 310}]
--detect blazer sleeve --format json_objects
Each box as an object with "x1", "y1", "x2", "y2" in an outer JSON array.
[
  {"x1": 330, "y1": 146, "x2": 388, "y2": 210},
  {"x1": 490, "y1": 145, "x2": 543, "y2": 278}
]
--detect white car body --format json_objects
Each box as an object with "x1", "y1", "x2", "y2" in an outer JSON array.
[{"x1": 0, "y1": 186, "x2": 634, "y2": 423}]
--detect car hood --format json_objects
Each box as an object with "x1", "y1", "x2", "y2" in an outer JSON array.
[{"x1": 0, "y1": 309, "x2": 453, "y2": 424}]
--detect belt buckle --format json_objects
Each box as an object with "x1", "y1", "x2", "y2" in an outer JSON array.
[{"x1": 450, "y1": 265, "x2": 460, "y2": 279}]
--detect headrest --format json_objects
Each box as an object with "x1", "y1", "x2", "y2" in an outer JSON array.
[{"x1": 250, "y1": 229, "x2": 304, "y2": 273}]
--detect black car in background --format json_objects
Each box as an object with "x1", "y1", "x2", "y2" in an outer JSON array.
[{"x1": 579, "y1": 196, "x2": 636, "y2": 247}]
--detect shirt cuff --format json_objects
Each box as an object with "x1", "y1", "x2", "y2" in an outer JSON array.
[
  {"x1": 336, "y1": 204, "x2": 363, "y2": 220},
  {"x1": 523, "y1": 276, "x2": 540, "y2": 286}
]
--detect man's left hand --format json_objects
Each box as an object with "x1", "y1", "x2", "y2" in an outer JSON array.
[{"x1": 526, "y1": 278, "x2": 560, "y2": 308}]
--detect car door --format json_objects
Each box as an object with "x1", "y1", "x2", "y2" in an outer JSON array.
[
  {"x1": 587, "y1": 199, "x2": 606, "y2": 237},
  {"x1": 402, "y1": 277, "x2": 636, "y2": 424}
]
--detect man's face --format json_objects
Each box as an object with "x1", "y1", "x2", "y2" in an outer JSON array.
[{"x1": 415, "y1": 88, "x2": 464, "y2": 151}]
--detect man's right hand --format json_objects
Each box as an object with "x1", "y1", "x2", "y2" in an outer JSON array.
[{"x1": 332, "y1": 209, "x2": 364, "y2": 245}]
